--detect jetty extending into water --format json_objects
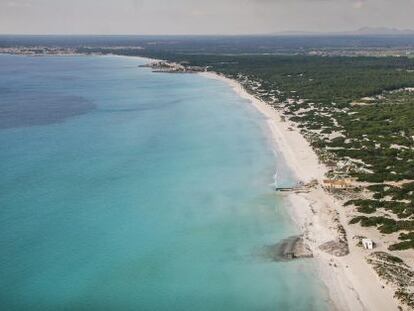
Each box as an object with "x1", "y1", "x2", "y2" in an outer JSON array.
[{"x1": 274, "y1": 179, "x2": 318, "y2": 193}]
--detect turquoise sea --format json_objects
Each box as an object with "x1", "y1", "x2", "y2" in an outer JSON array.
[{"x1": 0, "y1": 54, "x2": 329, "y2": 310}]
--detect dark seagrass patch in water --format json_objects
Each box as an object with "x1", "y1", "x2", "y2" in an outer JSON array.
[{"x1": 0, "y1": 92, "x2": 95, "y2": 129}]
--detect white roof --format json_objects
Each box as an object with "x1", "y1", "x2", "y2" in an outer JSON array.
[{"x1": 362, "y1": 238, "x2": 373, "y2": 243}]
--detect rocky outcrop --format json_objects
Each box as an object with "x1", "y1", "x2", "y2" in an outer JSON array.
[{"x1": 261, "y1": 235, "x2": 313, "y2": 261}]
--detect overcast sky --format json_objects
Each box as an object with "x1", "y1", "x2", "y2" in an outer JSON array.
[{"x1": 0, "y1": 0, "x2": 413, "y2": 35}]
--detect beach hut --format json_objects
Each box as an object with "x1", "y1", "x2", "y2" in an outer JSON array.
[
  {"x1": 323, "y1": 179, "x2": 348, "y2": 189},
  {"x1": 362, "y1": 238, "x2": 374, "y2": 250}
]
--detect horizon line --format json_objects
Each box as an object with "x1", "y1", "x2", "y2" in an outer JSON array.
[{"x1": 2, "y1": 32, "x2": 414, "y2": 37}]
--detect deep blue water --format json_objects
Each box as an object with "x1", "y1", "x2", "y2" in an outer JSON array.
[{"x1": 0, "y1": 54, "x2": 329, "y2": 310}]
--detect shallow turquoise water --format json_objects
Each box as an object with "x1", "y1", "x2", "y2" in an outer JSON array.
[{"x1": 0, "y1": 55, "x2": 329, "y2": 310}]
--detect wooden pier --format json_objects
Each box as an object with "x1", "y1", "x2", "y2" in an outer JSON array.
[
  {"x1": 274, "y1": 187, "x2": 297, "y2": 192},
  {"x1": 274, "y1": 179, "x2": 318, "y2": 193}
]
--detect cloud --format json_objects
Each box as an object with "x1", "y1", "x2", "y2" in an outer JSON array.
[
  {"x1": 189, "y1": 9, "x2": 208, "y2": 17},
  {"x1": 352, "y1": 0, "x2": 365, "y2": 9},
  {"x1": 1, "y1": 0, "x2": 414, "y2": 35},
  {"x1": 6, "y1": 0, "x2": 32, "y2": 7}
]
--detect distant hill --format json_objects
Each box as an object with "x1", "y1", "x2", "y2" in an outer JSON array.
[
  {"x1": 271, "y1": 27, "x2": 414, "y2": 36},
  {"x1": 350, "y1": 27, "x2": 414, "y2": 35}
]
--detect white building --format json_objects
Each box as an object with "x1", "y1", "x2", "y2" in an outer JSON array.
[{"x1": 362, "y1": 238, "x2": 374, "y2": 250}]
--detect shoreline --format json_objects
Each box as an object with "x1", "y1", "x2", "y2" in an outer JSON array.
[
  {"x1": 40, "y1": 53, "x2": 406, "y2": 310},
  {"x1": 200, "y1": 71, "x2": 400, "y2": 311}
]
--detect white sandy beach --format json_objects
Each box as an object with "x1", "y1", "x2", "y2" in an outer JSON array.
[{"x1": 201, "y1": 72, "x2": 401, "y2": 311}]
